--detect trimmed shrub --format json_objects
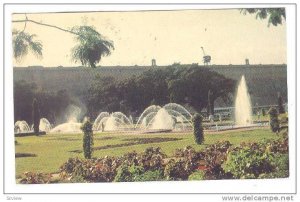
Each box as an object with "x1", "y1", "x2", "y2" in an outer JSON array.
[
  {"x1": 81, "y1": 119, "x2": 93, "y2": 159},
  {"x1": 32, "y1": 98, "x2": 40, "y2": 134},
  {"x1": 192, "y1": 113, "x2": 204, "y2": 144},
  {"x1": 268, "y1": 107, "x2": 280, "y2": 133}
]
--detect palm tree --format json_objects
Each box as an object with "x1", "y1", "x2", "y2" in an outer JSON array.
[
  {"x1": 71, "y1": 26, "x2": 114, "y2": 68},
  {"x1": 12, "y1": 30, "x2": 43, "y2": 61}
]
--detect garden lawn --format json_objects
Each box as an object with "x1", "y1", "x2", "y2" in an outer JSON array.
[{"x1": 15, "y1": 128, "x2": 278, "y2": 177}]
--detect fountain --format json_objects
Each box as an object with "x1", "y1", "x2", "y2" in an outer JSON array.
[
  {"x1": 105, "y1": 116, "x2": 119, "y2": 131},
  {"x1": 134, "y1": 105, "x2": 161, "y2": 128},
  {"x1": 15, "y1": 118, "x2": 52, "y2": 134},
  {"x1": 50, "y1": 122, "x2": 82, "y2": 133},
  {"x1": 93, "y1": 112, "x2": 133, "y2": 131},
  {"x1": 50, "y1": 105, "x2": 83, "y2": 133},
  {"x1": 14, "y1": 120, "x2": 31, "y2": 133},
  {"x1": 235, "y1": 75, "x2": 252, "y2": 126},
  {"x1": 135, "y1": 103, "x2": 193, "y2": 131},
  {"x1": 39, "y1": 118, "x2": 52, "y2": 132},
  {"x1": 204, "y1": 75, "x2": 266, "y2": 132},
  {"x1": 149, "y1": 108, "x2": 174, "y2": 130}
]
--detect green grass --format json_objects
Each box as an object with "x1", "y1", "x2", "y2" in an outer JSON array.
[{"x1": 15, "y1": 128, "x2": 279, "y2": 177}]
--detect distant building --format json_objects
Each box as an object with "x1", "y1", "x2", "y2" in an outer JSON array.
[
  {"x1": 151, "y1": 59, "x2": 156, "y2": 67},
  {"x1": 245, "y1": 59, "x2": 250, "y2": 65}
]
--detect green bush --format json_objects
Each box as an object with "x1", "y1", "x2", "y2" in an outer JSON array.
[
  {"x1": 114, "y1": 164, "x2": 144, "y2": 182},
  {"x1": 201, "y1": 141, "x2": 232, "y2": 179},
  {"x1": 59, "y1": 157, "x2": 83, "y2": 174},
  {"x1": 114, "y1": 164, "x2": 164, "y2": 182},
  {"x1": 263, "y1": 133, "x2": 288, "y2": 154},
  {"x1": 134, "y1": 170, "x2": 164, "y2": 182},
  {"x1": 174, "y1": 146, "x2": 203, "y2": 171},
  {"x1": 81, "y1": 119, "x2": 93, "y2": 159},
  {"x1": 70, "y1": 174, "x2": 87, "y2": 183},
  {"x1": 188, "y1": 170, "x2": 206, "y2": 181},
  {"x1": 192, "y1": 113, "x2": 204, "y2": 144},
  {"x1": 60, "y1": 156, "x2": 122, "y2": 182},
  {"x1": 164, "y1": 159, "x2": 193, "y2": 181},
  {"x1": 120, "y1": 147, "x2": 166, "y2": 172},
  {"x1": 57, "y1": 138, "x2": 289, "y2": 183},
  {"x1": 223, "y1": 146, "x2": 275, "y2": 179},
  {"x1": 258, "y1": 154, "x2": 289, "y2": 179}
]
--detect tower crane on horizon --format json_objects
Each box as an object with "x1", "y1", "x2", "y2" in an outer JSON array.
[{"x1": 201, "y1": 46, "x2": 211, "y2": 66}]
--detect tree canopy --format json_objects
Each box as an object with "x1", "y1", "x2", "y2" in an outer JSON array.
[
  {"x1": 71, "y1": 26, "x2": 114, "y2": 68},
  {"x1": 240, "y1": 8, "x2": 286, "y2": 26},
  {"x1": 12, "y1": 30, "x2": 43, "y2": 62},
  {"x1": 14, "y1": 80, "x2": 73, "y2": 124},
  {"x1": 87, "y1": 64, "x2": 236, "y2": 118},
  {"x1": 14, "y1": 65, "x2": 236, "y2": 123}
]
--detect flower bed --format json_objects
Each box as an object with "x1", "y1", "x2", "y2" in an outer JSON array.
[{"x1": 19, "y1": 131, "x2": 289, "y2": 183}]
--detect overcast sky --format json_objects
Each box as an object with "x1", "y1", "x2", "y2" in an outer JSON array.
[{"x1": 12, "y1": 9, "x2": 287, "y2": 67}]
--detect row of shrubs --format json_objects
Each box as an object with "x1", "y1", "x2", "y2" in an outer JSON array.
[{"x1": 19, "y1": 131, "x2": 288, "y2": 184}]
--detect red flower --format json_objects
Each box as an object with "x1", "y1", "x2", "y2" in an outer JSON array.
[{"x1": 197, "y1": 165, "x2": 208, "y2": 171}]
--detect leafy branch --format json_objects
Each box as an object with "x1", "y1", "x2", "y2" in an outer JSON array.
[
  {"x1": 12, "y1": 15, "x2": 114, "y2": 68},
  {"x1": 12, "y1": 18, "x2": 81, "y2": 37},
  {"x1": 240, "y1": 8, "x2": 286, "y2": 27}
]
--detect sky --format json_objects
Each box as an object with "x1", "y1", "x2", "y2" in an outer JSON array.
[{"x1": 12, "y1": 9, "x2": 287, "y2": 67}]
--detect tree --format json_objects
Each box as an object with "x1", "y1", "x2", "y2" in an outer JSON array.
[
  {"x1": 81, "y1": 118, "x2": 94, "y2": 159},
  {"x1": 12, "y1": 15, "x2": 114, "y2": 67},
  {"x1": 192, "y1": 113, "x2": 204, "y2": 144},
  {"x1": 277, "y1": 92, "x2": 285, "y2": 114},
  {"x1": 240, "y1": 8, "x2": 286, "y2": 26},
  {"x1": 268, "y1": 107, "x2": 280, "y2": 133},
  {"x1": 167, "y1": 66, "x2": 235, "y2": 112},
  {"x1": 14, "y1": 80, "x2": 37, "y2": 122},
  {"x1": 71, "y1": 26, "x2": 114, "y2": 68},
  {"x1": 87, "y1": 64, "x2": 235, "y2": 116},
  {"x1": 14, "y1": 80, "x2": 74, "y2": 125},
  {"x1": 32, "y1": 98, "x2": 40, "y2": 134},
  {"x1": 12, "y1": 30, "x2": 43, "y2": 62}
]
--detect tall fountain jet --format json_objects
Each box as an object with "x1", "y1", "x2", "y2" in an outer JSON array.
[{"x1": 235, "y1": 75, "x2": 252, "y2": 126}]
